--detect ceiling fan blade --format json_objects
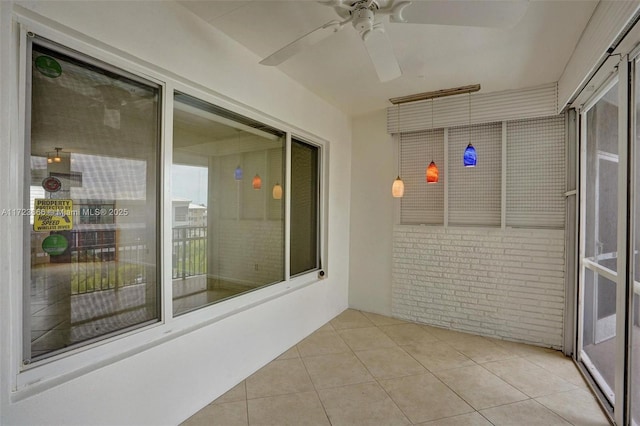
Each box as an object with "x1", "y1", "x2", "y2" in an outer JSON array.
[
  {"x1": 392, "y1": 0, "x2": 529, "y2": 28},
  {"x1": 362, "y1": 28, "x2": 402, "y2": 82},
  {"x1": 260, "y1": 20, "x2": 343, "y2": 66}
]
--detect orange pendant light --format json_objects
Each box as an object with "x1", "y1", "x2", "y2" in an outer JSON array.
[
  {"x1": 252, "y1": 174, "x2": 262, "y2": 190},
  {"x1": 426, "y1": 161, "x2": 439, "y2": 183}
]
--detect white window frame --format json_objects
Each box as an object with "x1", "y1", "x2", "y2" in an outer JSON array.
[{"x1": 10, "y1": 14, "x2": 329, "y2": 399}]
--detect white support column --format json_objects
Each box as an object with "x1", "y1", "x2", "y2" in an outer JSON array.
[
  {"x1": 577, "y1": 106, "x2": 588, "y2": 363},
  {"x1": 501, "y1": 121, "x2": 507, "y2": 229},
  {"x1": 564, "y1": 108, "x2": 579, "y2": 357},
  {"x1": 444, "y1": 128, "x2": 449, "y2": 227}
]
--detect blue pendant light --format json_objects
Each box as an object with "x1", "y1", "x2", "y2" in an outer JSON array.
[
  {"x1": 463, "y1": 143, "x2": 476, "y2": 167},
  {"x1": 463, "y1": 93, "x2": 477, "y2": 167},
  {"x1": 234, "y1": 165, "x2": 243, "y2": 180}
]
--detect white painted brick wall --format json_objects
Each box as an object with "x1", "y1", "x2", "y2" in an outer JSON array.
[
  {"x1": 392, "y1": 225, "x2": 565, "y2": 349},
  {"x1": 215, "y1": 219, "x2": 284, "y2": 285}
]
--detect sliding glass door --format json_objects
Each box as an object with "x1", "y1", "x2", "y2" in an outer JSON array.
[
  {"x1": 578, "y1": 53, "x2": 640, "y2": 425},
  {"x1": 579, "y1": 79, "x2": 619, "y2": 406}
]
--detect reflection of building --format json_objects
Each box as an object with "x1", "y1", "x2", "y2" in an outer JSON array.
[
  {"x1": 172, "y1": 198, "x2": 190, "y2": 227},
  {"x1": 172, "y1": 198, "x2": 207, "y2": 228},
  {"x1": 188, "y1": 203, "x2": 207, "y2": 227}
]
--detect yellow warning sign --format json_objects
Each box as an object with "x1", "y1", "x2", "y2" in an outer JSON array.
[{"x1": 33, "y1": 199, "x2": 73, "y2": 232}]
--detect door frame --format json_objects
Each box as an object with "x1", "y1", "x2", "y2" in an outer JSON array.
[{"x1": 576, "y1": 54, "x2": 635, "y2": 425}]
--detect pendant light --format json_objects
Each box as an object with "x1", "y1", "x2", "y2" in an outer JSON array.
[
  {"x1": 426, "y1": 161, "x2": 439, "y2": 183},
  {"x1": 463, "y1": 93, "x2": 477, "y2": 167},
  {"x1": 234, "y1": 132, "x2": 244, "y2": 179},
  {"x1": 272, "y1": 183, "x2": 283, "y2": 199},
  {"x1": 252, "y1": 174, "x2": 262, "y2": 190},
  {"x1": 392, "y1": 176, "x2": 404, "y2": 198},
  {"x1": 391, "y1": 105, "x2": 404, "y2": 198},
  {"x1": 463, "y1": 144, "x2": 477, "y2": 167},
  {"x1": 426, "y1": 99, "x2": 439, "y2": 183}
]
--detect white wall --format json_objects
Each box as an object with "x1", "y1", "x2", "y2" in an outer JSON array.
[
  {"x1": 0, "y1": 1, "x2": 351, "y2": 424},
  {"x1": 348, "y1": 110, "x2": 395, "y2": 315},
  {"x1": 348, "y1": 109, "x2": 567, "y2": 349},
  {"x1": 393, "y1": 226, "x2": 566, "y2": 349}
]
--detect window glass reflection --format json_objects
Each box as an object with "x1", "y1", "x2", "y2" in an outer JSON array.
[
  {"x1": 172, "y1": 93, "x2": 285, "y2": 315},
  {"x1": 27, "y1": 41, "x2": 160, "y2": 362}
]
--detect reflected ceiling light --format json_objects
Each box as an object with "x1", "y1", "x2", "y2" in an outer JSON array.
[
  {"x1": 252, "y1": 174, "x2": 262, "y2": 190},
  {"x1": 47, "y1": 147, "x2": 63, "y2": 164},
  {"x1": 235, "y1": 165, "x2": 243, "y2": 180},
  {"x1": 272, "y1": 183, "x2": 283, "y2": 200},
  {"x1": 426, "y1": 161, "x2": 439, "y2": 183}
]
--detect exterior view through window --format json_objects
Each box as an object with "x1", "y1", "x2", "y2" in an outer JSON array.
[
  {"x1": 25, "y1": 39, "x2": 161, "y2": 362},
  {"x1": 172, "y1": 92, "x2": 285, "y2": 315}
]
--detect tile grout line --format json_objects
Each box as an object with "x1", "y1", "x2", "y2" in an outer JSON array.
[
  {"x1": 387, "y1": 323, "x2": 490, "y2": 419},
  {"x1": 367, "y1": 311, "x2": 496, "y2": 424},
  {"x1": 296, "y1": 336, "x2": 337, "y2": 426},
  {"x1": 375, "y1": 312, "x2": 580, "y2": 421},
  {"x1": 243, "y1": 380, "x2": 249, "y2": 426},
  {"x1": 365, "y1": 321, "x2": 417, "y2": 425},
  {"x1": 204, "y1": 309, "x2": 609, "y2": 426}
]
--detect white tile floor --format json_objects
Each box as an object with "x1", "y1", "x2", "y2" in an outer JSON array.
[{"x1": 182, "y1": 309, "x2": 611, "y2": 426}]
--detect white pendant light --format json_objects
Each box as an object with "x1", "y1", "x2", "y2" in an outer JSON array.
[
  {"x1": 272, "y1": 183, "x2": 283, "y2": 200},
  {"x1": 392, "y1": 176, "x2": 404, "y2": 198},
  {"x1": 392, "y1": 105, "x2": 405, "y2": 198}
]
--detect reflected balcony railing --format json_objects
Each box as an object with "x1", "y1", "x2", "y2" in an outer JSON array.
[
  {"x1": 172, "y1": 225, "x2": 207, "y2": 280},
  {"x1": 33, "y1": 226, "x2": 208, "y2": 295}
]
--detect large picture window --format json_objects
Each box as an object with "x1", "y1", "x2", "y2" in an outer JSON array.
[
  {"x1": 21, "y1": 36, "x2": 325, "y2": 366},
  {"x1": 171, "y1": 92, "x2": 285, "y2": 315},
  {"x1": 25, "y1": 39, "x2": 161, "y2": 362}
]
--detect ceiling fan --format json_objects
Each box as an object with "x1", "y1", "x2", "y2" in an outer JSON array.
[{"x1": 260, "y1": 0, "x2": 529, "y2": 82}]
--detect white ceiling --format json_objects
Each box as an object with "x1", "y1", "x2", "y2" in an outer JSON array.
[{"x1": 179, "y1": 0, "x2": 599, "y2": 116}]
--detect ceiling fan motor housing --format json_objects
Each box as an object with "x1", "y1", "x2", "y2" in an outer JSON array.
[{"x1": 351, "y1": 2, "x2": 377, "y2": 33}]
